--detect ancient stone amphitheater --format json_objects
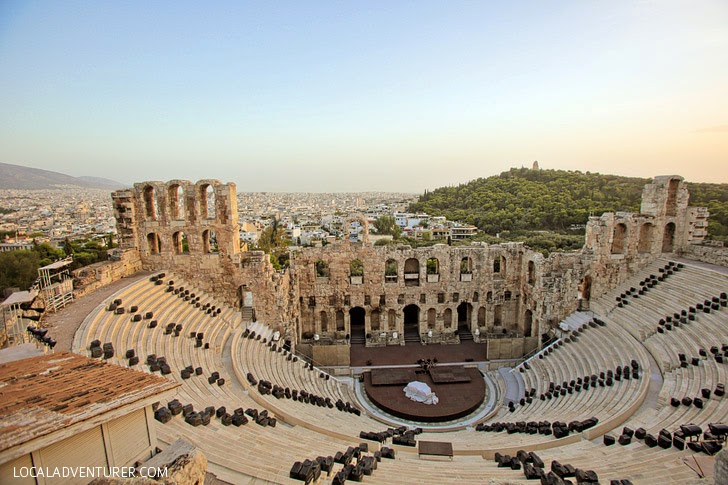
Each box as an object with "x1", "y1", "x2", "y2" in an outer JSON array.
[{"x1": 69, "y1": 175, "x2": 728, "y2": 484}]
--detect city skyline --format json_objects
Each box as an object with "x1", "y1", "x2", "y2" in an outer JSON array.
[{"x1": 1, "y1": 1, "x2": 727, "y2": 192}]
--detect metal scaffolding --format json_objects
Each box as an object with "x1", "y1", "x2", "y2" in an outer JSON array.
[{"x1": 38, "y1": 256, "x2": 74, "y2": 313}]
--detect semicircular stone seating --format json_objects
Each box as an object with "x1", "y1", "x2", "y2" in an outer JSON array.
[{"x1": 71, "y1": 260, "x2": 728, "y2": 484}]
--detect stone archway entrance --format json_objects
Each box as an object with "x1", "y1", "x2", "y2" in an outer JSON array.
[
  {"x1": 457, "y1": 302, "x2": 473, "y2": 340},
  {"x1": 662, "y1": 222, "x2": 676, "y2": 253},
  {"x1": 403, "y1": 304, "x2": 420, "y2": 343},
  {"x1": 349, "y1": 307, "x2": 366, "y2": 345}
]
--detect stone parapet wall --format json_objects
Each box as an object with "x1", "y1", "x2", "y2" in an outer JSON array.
[
  {"x1": 683, "y1": 243, "x2": 728, "y2": 268},
  {"x1": 72, "y1": 249, "x2": 142, "y2": 299}
]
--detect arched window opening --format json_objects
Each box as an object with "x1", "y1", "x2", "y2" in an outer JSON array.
[
  {"x1": 426, "y1": 257, "x2": 439, "y2": 282},
  {"x1": 385, "y1": 259, "x2": 398, "y2": 282},
  {"x1": 143, "y1": 185, "x2": 157, "y2": 221},
  {"x1": 371, "y1": 309, "x2": 381, "y2": 331},
  {"x1": 662, "y1": 222, "x2": 676, "y2": 253},
  {"x1": 172, "y1": 231, "x2": 189, "y2": 254},
  {"x1": 427, "y1": 308, "x2": 436, "y2": 329},
  {"x1": 350, "y1": 259, "x2": 364, "y2": 284},
  {"x1": 168, "y1": 184, "x2": 184, "y2": 220},
  {"x1": 666, "y1": 178, "x2": 679, "y2": 217},
  {"x1": 336, "y1": 310, "x2": 345, "y2": 331},
  {"x1": 315, "y1": 260, "x2": 330, "y2": 278},
  {"x1": 443, "y1": 308, "x2": 452, "y2": 329},
  {"x1": 494, "y1": 305, "x2": 502, "y2": 326},
  {"x1": 612, "y1": 223, "x2": 627, "y2": 254},
  {"x1": 638, "y1": 223, "x2": 653, "y2": 254},
  {"x1": 404, "y1": 258, "x2": 420, "y2": 286},
  {"x1": 460, "y1": 257, "x2": 473, "y2": 281},
  {"x1": 477, "y1": 307, "x2": 486, "y2": 326},
  {"x1": 146, "y1": 232, "x2": 161, "y2": 255},
  {"x1": 387, "y1": 309, "x2": 395, "y2": 331},
  {"x1": 528, "y1": 260, "x2": 536, "y2": 285},
  {"x1": 524, "y1": 310, "x2": 533, "y2": 337},
  {"x1": 202, "y1": 229, "x2": 217, "y2": 253}
]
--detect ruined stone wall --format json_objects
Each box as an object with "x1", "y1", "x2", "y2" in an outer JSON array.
[
  {"x1": 111, "y1": 181, "x2": 291, "y2": 335},
  {"x1": 583, "y1": 175, "x2": 709, "y2": 298},
  {"x1": 289, "y1": 241, "x2": 559, "y2": 347},
  {"x1": 109, "y1": 175, "x2": 711, "y2": 365},
  {"x1": 72, "y1": 249, "x2": 142, "y2": 299},
  {"x1": 683, "y1": 243, "x2": 728, "y2": 267}
]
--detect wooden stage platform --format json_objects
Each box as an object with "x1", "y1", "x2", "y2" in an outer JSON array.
[{"x1": 364, "y1": 366, "x2": 485, "y2": 422}]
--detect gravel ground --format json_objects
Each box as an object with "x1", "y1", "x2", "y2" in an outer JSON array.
[{"x1": 42, "y1": 272, "x2": 151, "y2": 352}]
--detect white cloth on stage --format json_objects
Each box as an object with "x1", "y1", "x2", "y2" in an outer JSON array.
[{"x1": 403, "y1": 381, "x2": 439, "y2": 405}]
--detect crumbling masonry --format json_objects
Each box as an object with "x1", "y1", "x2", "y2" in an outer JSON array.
[{"x1": 111, "y1": 175, "x2": 709, "y2": 365}]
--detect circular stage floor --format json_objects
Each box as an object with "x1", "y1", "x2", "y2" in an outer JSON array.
[{"x1": 363, "y1": 366, "x2": 486, "y2": 422}]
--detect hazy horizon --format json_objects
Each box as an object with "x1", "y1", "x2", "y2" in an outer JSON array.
[{"x1": 1, "y1": 1, "x2": 726, "y2": 192}]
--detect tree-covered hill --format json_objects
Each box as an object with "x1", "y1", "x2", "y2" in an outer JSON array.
[{"x1": 409, "y1": 168, "x2": 728, "y2": 241}]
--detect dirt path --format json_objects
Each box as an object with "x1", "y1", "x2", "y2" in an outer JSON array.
[{"x1": 43, "y1": 272, "x2": 151, "y2": 352}]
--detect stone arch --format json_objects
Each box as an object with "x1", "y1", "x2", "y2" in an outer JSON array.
[
  {"x1": 371, "y1": 309, "x2": 381, "y2": 331},
  {"x1": 473, "y1": 291, "x2": 479, "y2": 302},
  {"x1": 443, "y1": 308, "x2": 453, "y2": 329},
  {"x1": 524, "y1": 309, "x2": 534, "y2": 337},
  {"x1": 202, "y1": 229, "x2": 217, "y2": 254},
  {"x1": 143, "y1": 185, "x2": 157, "y2": 221},
  {"x1": 493, "y1": 255, "x2": 506, "y2": 276},
  {"x1": 349, "y1": 307, "x2": 366, "y2": 341},
  {"x1": 146, "y1": 232, "x2": 161, "y2": 255},
  {"x1": 385, "y1": 259, "x2": 398, "y2": 282},
  {"x1": 666, "y1": 178, "x2": 680, "y2": 217},
  {"x1": 172, "y1": 231, "x2": 189, "y2": 254},
  {"x1": 460, "y1": 256, "x2": 472, "y2": 274},
  {"x1": 350, "y1": 259, "x2": 364, "y2": 277},
  {"x1": 196, "y1": 181, "x2": 219, "y2": 221},
  {"x1": 528, "y1": 260, "x2": 536, "y2": 285},
  {"x1": 403, "y1": 304, "x2": 420, "y2": 342},
  {"x1": 344, "y1": 213, "x2": 370, "y2": 244},
  {"x1": 638, "y1": 223, "x2": 654, "y2": 254},
  {"x1": 426, "y1": 257, "x2": 439, "y2": 275},
  {"x1": 404, "y1": 258, "x2": 420, "y2": 286},
  {"x1": 494, "y1": 305, "x2": 502, "y2": 326},
  {"x1": 315, "y1": 260, "x2": 330, "y2": 278},
  {"x1": 662, "y1": 222, "x2": 676, "y2": 253},
  {"x1": 611, "y1": 223, "x2": 627, "y2": 254},
  {"x1": 335, "y1": 310, "x2": 345, "y2": 331},
  {"x1": 167, "y1": 183, "x2": 185, "y2": 220},
  {"x1": 427, "y1": 308, "x2": 436, "y2": 329},
  {"x1": 457, "y1": 302, "x2": 472, "y2": 332},
  {"x1": 387, "y1": 309, "x2": 396, "y2": 331},
  {"x1": 486, "y1": 291, "x2": 493, "y2": 303},
  {"x1": 320, "y1": 311, "x2": 328, "y2": 333},
  {"x1": 477, "y1": 306, "x2": 486, "y2": 326}
]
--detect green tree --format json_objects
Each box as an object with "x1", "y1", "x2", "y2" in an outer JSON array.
[
  {"x1": 372, "y1": 216, "x2": 402, "y2": 239},
  {"x1": 0, "y1": 250, "x2": 40, "y2": 293}
]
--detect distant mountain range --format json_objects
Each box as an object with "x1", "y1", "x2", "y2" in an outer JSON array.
[{"x1": 0, "y1": 162, "x2": 127, "y2": 190}]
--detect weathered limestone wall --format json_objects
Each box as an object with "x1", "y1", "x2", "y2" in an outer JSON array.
[
  {"x1": 108, "y1": 175, "x2": 711, "y2": 365},
  {"x1": 683, "y1": 243, "x2": 728, "y2": 267},
  {"x1": 72, "y1": 249, "x2": 142, "y2": 299},
  {"x1": 290, "y1": 242, "x2": 539, "y2": 344}
]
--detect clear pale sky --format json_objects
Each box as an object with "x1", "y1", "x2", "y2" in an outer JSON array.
[{"x1": 0, "y1": 1, "x2": 726, "y2": 192}]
